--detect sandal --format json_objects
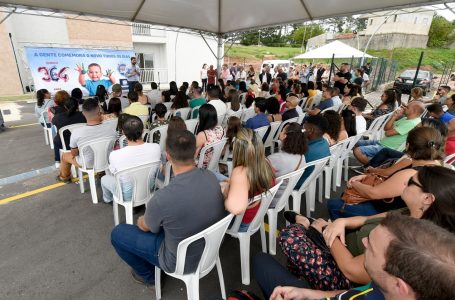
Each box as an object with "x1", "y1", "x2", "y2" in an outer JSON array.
[
  {"x1": 283, "y1": 211, "x2": 316, "y2": 225},
  {"x1": 56, "y1": 175, "x2": 71, "y2": 183}
]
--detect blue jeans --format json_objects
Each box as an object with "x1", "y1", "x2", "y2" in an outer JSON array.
[
  {"x1": 368, "y1": 148, "x2": 404, "y2": 168},
  {"x1": 111, "y1": 224, "x2": 164, "y2": 284},
  {"x1": 327, "y1": 198, "x2": 380, "y2": 220},
  {"x1": 356, "y1": 140, "x2": 384, "y2": 158}
]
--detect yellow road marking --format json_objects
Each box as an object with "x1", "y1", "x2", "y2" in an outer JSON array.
[
  {"x1": 0, "y1": 175, "x2": 88, "y2": 205},
  {"x1": 263, "y1": 222, "x2": 280, "y2": 236},
  {"x1": 8, "y1": 123, "x2": 39, "y2": 128},
  {"x1": 0, "y1": 182, "x2": 65, "y2": 205}
]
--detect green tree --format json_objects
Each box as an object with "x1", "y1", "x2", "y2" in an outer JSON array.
[
  {"x1": 290, "y1": 24, "x2": 325, "y2": 46},
  {"x1": 427, "y1": 15, "x2": 455, "y2": 48}
]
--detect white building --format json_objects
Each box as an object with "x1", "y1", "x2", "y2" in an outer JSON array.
[{"x1": 0, "y1": 12, "x2": 220, "y2": 96}]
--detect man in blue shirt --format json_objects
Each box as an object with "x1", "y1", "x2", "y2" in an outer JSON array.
[
  {"x1": 427, "y1": 103, "x2": 455, "y2": 124},
  {"x1": 125, "y1": 57, "x2": 141, "y2": 93},
  {"x1": 254, "y1": 214, "x2": 455, "y2": 300},
  {"x1": 245, "y1": 98, "x2": 270, "y2": 130},
  {"x1": 307, "y1": 87, "x2": 334, "y2": 116},
  {"x1": 294, "y1": 115, "x2": 330, "y2": 189}
]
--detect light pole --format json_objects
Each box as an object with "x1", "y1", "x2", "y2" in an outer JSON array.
[{"x1": 361, "y1": 11, "x2": 397, "y2": 66}]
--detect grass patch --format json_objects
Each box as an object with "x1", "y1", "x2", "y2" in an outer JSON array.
[
  {"x1": 0, "y1": 94, "x2": 34, "y2": 102},
  {"x1": 226, "y1": 45, "x2": 455, "y2": 73}
]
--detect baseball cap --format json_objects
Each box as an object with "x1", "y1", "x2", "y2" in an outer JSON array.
[{"x1": 112, "y1": 84, "x2": 122, "y2": 93}]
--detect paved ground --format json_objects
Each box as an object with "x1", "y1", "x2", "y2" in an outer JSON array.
[{"x1": 0, "y1": 100, "x2": 351, "y2": 300}]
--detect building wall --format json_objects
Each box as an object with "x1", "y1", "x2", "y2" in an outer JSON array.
[
  {"x1": 0, "y1": 13, "x2": 23, "y2": 96},
  {"x1": 166, "y1": 32, "x2": 219, "y2": 86},
  {"x1": 66, "y1": 19, "x2": 133, "y2": 48},
  {"x1": 332, "y1": 33, "x2": 429, "y2": 50},
  {"x1": 364, "y1": 11, "x2": 433, "y2": 36}
]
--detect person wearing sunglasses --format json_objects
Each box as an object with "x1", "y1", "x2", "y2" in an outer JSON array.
[{"x1": 255, "y1": 165, "x2": 455, "y2": 295}]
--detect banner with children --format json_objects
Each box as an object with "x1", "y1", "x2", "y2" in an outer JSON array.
[{"x1": 25, "y1": 47, "x2": 135, "y2": 96}]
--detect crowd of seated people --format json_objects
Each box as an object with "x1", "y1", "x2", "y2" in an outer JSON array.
[{"x1": 34, "y1": 61, "x2": 455, "y2": 299}]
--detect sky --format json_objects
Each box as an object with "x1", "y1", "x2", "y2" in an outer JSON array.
[{"x1": 428, "y1": 4, "x2": 455, "y2": 21}]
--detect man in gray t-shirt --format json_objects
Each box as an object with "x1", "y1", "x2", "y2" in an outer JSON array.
[
  {"x1": 57, "y1": 98, "x2": 116, "y2": 181},
  {"x1": 111, "y1": 130, "x2": 226, "y2": 284}
]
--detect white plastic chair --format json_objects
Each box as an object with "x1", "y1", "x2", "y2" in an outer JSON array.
[
  {"x1": 334, "y1": 134, "x2": 363, "y2": 187},
  {"x1": 318, "y1": 142, "x2": 345, "y2": 200},
  {"x1": 444, "y1": 153, "x2": 455, "y2": 166},
  {"x1": 197, "y1": 138, "x2": 227, "y2": 172},
  {"x1": 174, "y1": 107, "x2": 192, "y2": 120},
  {"x1": 185, "y1": 119, "x2": 199, "y2": 135},
  {"x1": 263, "y1": 121, "x2": 282, "y2": 152},
  {"x1": 363, "y1": 113, "x2": 391, "y2": 141},
  {"x1": 163, "y1": 102, "x2": 172, "y2": 110},
  {"x1": 155, "y1": 214, "x2": 234, "y2": 300},
  {"x1": 270, "y1": 117, "x2": 298, "y2": 154},
  {"x1": 219, "y1": 146, "x2": 233, "y2": 177},
  {"x1": 265, "y1": 168, "x2": 306, "y2": 255},
  {"x1": 58, "y1": 123, "x2": 86, "y2": 177},
  {"x1": 254, "y1": 125, "x2": 270, "y2": 141},
  {"x1": 148, "y1": 124, "x2": 168, "y2": 152},
  {"x1": 226, "y1": 181, "x2": 282, "y2": 285},
  {"x1": 78, "y1": 137, "x2": 116, "y2": 204},
  {"x1": 296, "y1": 113, "x2": 306, "y2": 124},
  {"x1": 291, "y1": 156, "x2": 330, "y2": 217},
  {"x1": 40, "y1": 111, "x2": 54, "y2": 149},
  {"x1": 112, "y1": 161, "x2": 161, "y2": 225}
]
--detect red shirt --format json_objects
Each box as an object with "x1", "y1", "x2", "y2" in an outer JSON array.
[
  {"x1": 242, "y1": 177, "x2": 277, "y2": 224},
  {"x1": 445, "y1": 136, "x2": 455, "y2": 162},
  {"x1": 207, "y1": 69, "x2": 217, "y2": 85}
]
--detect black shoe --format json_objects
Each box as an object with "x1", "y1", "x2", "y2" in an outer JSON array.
[
  {"x1": 283, "y1": 211, "x2": 299, "y2": 224},
  {"x1": 131, "y1": 269, "x2": 154, "y2": 287}
]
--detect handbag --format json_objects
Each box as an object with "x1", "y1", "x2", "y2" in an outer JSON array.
[{"x1": 341, "y1": 173, "x2": 393, "y2": 205}]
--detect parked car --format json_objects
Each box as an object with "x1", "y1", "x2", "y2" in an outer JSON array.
[{"x1": 393, "y1": 69, "x2": 434, "y2": 95}]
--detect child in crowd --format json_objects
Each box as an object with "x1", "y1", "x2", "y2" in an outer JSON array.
[
  {"x1": 77, "y1": 62, "x2": 117, "y2": 96},
  {"x1": 149, "y1": 103, "x2": 169, "y2": 144}
]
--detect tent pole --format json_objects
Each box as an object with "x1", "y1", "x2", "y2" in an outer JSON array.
[
  {"x1": 216, "y1": 34, "x2": 223, "y2": 79},
  {"x1": 327, "y1": 53, "x2": 335, "y2": 87},
  {"x1": 409, "y1": 51, "x2": 424, "y2": 101}
]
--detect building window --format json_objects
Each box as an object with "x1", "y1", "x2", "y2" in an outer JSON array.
[
  {"x1": 137, "y1": 53, "x2": 154, "y2": 69},
  {"x1": 394, "y1": 15, "x2": 397, "y2": 22},
  {"x1": 369, "y1": 19, "x2": 373, "y2": 25},
  {"x1": 423, "y1": 18, "x2": 429, "y2": 25}
]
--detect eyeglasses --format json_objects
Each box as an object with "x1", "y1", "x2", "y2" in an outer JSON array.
[{"x1": 407, "y1": 176, "x2": 423, "y2": 189}]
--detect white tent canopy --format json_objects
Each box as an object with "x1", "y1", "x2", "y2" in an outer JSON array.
[
  {"x1": 0, "y1": 0, "x2": 445, "y2": 35},
  {"x1": 294, "y1": 41, "x2": 375, "y2": 59}
]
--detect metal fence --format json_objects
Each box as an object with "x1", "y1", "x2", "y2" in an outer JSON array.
[{"x1": 140, "y1": 68, "x2": 168, "y2": 85}]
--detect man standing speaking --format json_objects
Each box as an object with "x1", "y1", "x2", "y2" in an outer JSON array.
[{"x1": 126, "y1": 57, "x2": 141, "y2": 92}]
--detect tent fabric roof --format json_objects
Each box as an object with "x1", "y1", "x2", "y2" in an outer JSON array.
[
  {"x1": 294, "y1": 41, "x2": 374, "y2": 59},
  {"x1": 0, "y1": 0, "x2": 444, "y2": 34}
]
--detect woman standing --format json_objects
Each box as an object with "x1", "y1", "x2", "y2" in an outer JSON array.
[{"x1": 200, "y1": 64, "x2": 208, "y2": 92}]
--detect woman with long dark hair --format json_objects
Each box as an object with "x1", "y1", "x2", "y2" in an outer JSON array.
[
  {"x1": 52, "y1": 97, "x2": 86, "y2": 164},
  {"x1": 35, "y1": 89, "x2": 54, "y2": 126},
  {"x1": 168, "y1": 81, "x2": 178, "y2": 97},
  {"x1": 195, "y1": 104, "x2": 225, "y2": 168},
  {"x1": 363, "y1": 89, "x2": 396, "y2": 128}
]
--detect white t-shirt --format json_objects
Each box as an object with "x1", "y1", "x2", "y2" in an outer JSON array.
[
  {"x1": 108, "y1": 143, "x2": 161, "y2": 198},
  {"x1": 70, "y1": 122, "x2": 117, "y2": 166},
  {"x1": 208, "y1": 99, "x2": 227, "y2": 117},
  {"x1": 109, "y1": 143, "x2": 161, "y2": 174},
  {"x1": 296, "y1": 106, "x2": 304, "y2": 116},
  {"x1": 356, "y1": 115, "x2": 367, "y2": 134},
  {"x1": 147, "y1": 89, "x2": 161, "y2": 109}
]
